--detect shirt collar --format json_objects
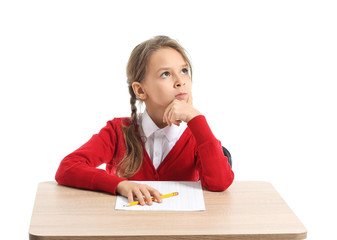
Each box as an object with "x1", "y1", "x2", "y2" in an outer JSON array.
[
  {"x1": 141, "y1": 110, "x2": 159, "y2": 138},
  {"x1": 141, "y1": 110, "x2": 184, "y2": 142}
]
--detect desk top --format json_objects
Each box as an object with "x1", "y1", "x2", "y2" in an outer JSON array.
[{"x1": 29, "y1": 181, "x2": 307, "y2": 240}]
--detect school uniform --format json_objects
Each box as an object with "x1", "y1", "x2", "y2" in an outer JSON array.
[{"x1": 55, "y1": 113, "x2": 234, "y2": 194}]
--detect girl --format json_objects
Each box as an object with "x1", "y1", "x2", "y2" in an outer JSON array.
[{"x1": 55, "y1": 36, "x2": 234, "y2": 206}]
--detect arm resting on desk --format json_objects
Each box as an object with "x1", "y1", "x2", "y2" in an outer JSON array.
[
  {"x1": 55, "y1": 119, "x2": 127, "y2": 194},
  {"x1": 188, "y1": 115, "x2": 234, "y2": 191}
]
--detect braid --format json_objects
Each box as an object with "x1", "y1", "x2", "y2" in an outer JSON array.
[
  {"x1": 117, "y1": 86, "x2": 144, "y2": 178},
  {"x1": 129, "y1": 86, "x2": 138, "y2": 126}
]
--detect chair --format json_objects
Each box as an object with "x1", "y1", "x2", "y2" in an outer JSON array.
[{"x1": 222, "y1": 146, "x2": 232, "y2": 169}]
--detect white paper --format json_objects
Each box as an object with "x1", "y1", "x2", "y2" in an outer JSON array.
[{"x1": 115, "y1": 181, "x2": 205, "y2": 211}]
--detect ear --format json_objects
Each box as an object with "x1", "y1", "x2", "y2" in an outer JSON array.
[{"x1": 132, "y1": 82, "x2": 147, "y2": 100}]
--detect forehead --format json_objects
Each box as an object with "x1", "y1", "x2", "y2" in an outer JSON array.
[{"x1": 147, "y1": 47, "x2": 186, "y2": 71}]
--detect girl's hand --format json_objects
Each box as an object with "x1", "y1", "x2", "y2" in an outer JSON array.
[
  {"x1": 116, "y1": 180, "x2": 162, "y2": 206},
  {"x1": 163, "y1": 94, "x2": 201, "y2": 126}
]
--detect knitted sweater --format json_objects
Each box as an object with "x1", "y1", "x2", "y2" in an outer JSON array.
[{"x1": 55, "y1": 115, "x2": 234, "y2": 194}]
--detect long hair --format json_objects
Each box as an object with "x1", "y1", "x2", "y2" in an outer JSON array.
[{"x1": 116, "y1": 35, "x2": 193, "y2": 178}]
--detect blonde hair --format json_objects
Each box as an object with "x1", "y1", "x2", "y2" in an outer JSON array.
[{"x1": 116, "y1": 35, "x2": 192, "y2": 178}]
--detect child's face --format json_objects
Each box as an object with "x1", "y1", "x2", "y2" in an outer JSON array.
[{"x1": 141, "y1": 47, "x2": 192, "y2": 112}]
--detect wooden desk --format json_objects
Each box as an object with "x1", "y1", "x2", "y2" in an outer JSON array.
[{"x1": 29, "y1": 181, "x2": 307, "y2": 240}]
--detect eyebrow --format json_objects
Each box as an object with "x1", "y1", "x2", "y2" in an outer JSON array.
[{"x1": 156, "y1": 64, "x2": 188, "y2": 73}]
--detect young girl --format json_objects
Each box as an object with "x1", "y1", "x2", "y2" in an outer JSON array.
[{"x1": 55, "y1": 36, "x2": 234, "y2": 206}]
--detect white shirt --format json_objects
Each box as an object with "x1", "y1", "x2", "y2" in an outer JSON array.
[{"x1": 138, "y1": 110, "x2": 187, "y2": 169}]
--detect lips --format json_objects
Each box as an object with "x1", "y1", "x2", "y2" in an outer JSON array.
[{"x1": 175, "y1": 93, "x2": 187, "y2": 99}]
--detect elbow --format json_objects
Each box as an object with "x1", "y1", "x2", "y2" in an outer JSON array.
[
  {"x1": 219, "y1": 173, "x2": 234, "y2": 191},
  {"x1": 55, "y1": 157, "x2": 73, "y2": 185},
  {"x1": 55, "y1": 166, "x2": 65, "y2": 185},
  {"x1": 203, "y1": 170, "x2": 235, "y2": 192}
]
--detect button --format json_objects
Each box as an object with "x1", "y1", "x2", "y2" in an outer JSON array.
[{"x1": 155, "y1": 151, "x2": 160, "y2": 157}]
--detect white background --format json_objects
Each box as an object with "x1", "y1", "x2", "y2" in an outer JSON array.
[{"x1": 1, "y1": 0, "x2": 336, "y2": 239}]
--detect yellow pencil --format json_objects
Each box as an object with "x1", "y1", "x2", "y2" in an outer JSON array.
[{"x1": 123, "y1": 192, "x2": 179, "y2": 207}]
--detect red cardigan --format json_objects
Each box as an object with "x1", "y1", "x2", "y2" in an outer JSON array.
[{"x1": 55, "y1": 115, "x2": 234, "y2": 194}]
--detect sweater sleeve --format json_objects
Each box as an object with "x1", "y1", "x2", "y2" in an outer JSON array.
[
  {"x1": 55, "y1": 120, "x2": 127, "y2": 195},
  {"x1": 187, "y1": 115, "x2": 234, "y2": 191}
]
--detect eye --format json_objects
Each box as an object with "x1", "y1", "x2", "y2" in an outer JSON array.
[
  {"x1": 181, "y1": 68, "x2": 189, "y2": 75},
  {"x1": 160, "y1": 71, "x2": 170, "y2": 78}
]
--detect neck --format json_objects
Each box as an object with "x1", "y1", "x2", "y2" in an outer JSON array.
[{"x1": 145, "y1": 107, "x2": 168, "y2": 129}]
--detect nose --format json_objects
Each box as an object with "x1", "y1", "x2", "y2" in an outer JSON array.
[{"x1": 174, "y1": 76, "x2": 186, "y2": 88}]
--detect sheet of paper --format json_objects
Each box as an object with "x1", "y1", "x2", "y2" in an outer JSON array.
[{"x1": 115, "y1": 181, "x2": 205, "y2": 211}]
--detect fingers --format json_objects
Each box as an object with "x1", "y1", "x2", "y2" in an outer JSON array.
[
  {"x1": 149, "y1": 187, "x2": 162, "y2": 203},
  {"x1": 163, "y1": 100, "x2": 182, "y2": 127},
  {"x1": 127, "y1": 191, "x2": 134, "y2": 203},
  {"x1": 130, "y1": 184, "x2": 150, "y2": 206},
  {"x1": 167, "y1": 108, "x2": 180, "y2": 126},
  {"x1": 167, "y1": 105, "x2": 175, "y2": 127},
  {"x1": 163, "y1": 102, "x2": 173, "y2": 126},
  {"x1": 134, "y1": 188, "x2": 147, "y2": 206},
  {"x1": 140, "y1": 185, "x2": 153, "y2": 205},
  {"x1": 117, "y1": 181, "x2": 166, "y2": 207},
  {"x1": 162, "y1": 103, "x2": 170, "y2": 125},
  {"x1": 123, "y1": 183, "x2": 162, "y2": 206}
]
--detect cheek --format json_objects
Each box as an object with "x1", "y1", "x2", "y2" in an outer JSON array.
[
  {"x1": 186, "y1": 80, "x2": 192, "y2": 91},
  {"x1": 149, "y1": 86, "x2": 171, "y2": 101}
]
